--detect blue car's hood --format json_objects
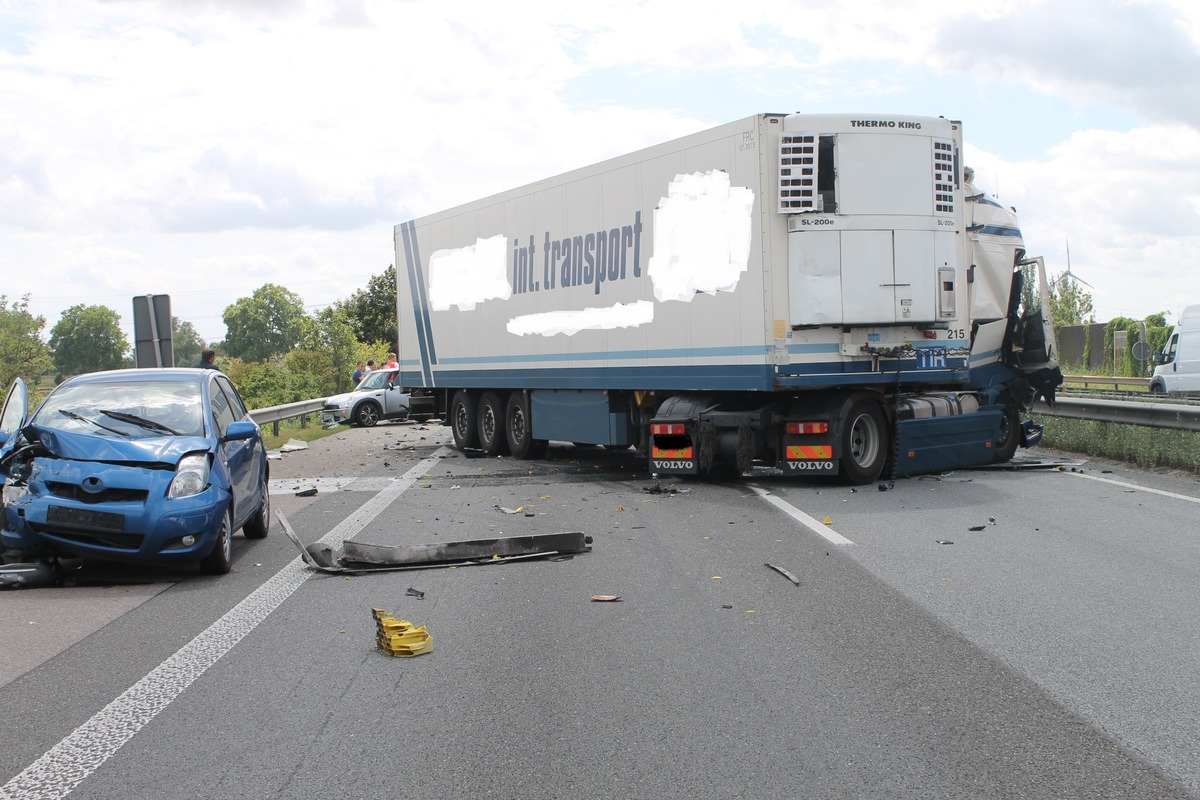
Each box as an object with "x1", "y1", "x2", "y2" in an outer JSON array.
[{"x1": 29, "y1": 425, "x2": 209, "y2": 465}]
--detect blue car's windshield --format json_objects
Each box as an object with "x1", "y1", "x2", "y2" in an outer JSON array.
[{"x1": 35, "y1": 380, "x2": 204, "y2": 438}]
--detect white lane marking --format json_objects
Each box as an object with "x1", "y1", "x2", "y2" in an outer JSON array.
[
  {"x1": 0, "y1": 448, "x2": 451, "y2": 800},
  {"x1": 748, "y1": 484, "x2": 856, "y2": 547},
  {"x1": 1063, "y1": 469, "x2": 1200, "y2": 503}
]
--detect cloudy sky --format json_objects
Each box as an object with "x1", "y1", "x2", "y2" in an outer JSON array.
[{"x1": 2, "y1": 0, "x2": 1199, "y2": 345}]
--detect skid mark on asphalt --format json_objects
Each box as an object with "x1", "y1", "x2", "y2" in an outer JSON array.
[{"x1": 0, "y1": 448, "x2": 452, "y2": 800}]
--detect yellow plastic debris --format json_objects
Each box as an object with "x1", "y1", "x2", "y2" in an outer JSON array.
[
  {"x1": 372, "y1": 609, "x2": 434, "y2": 658},
  {"x1": 823, "y1": 516, "x2": 833, "y2": 525}
]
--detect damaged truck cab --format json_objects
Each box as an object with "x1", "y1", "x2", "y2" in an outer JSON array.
[{"x1": 393, "y1": 113, "x2": 1062, "y2": 483}]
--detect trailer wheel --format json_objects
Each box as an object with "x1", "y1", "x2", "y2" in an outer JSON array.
[
  {"x1": 992, "y1": 397, "x2": 1021, "y2": 464},
  {"x1": 841, "y1": 400, "x2": 887, "y2": 485},
  {"x1": 477, "y1": 391, "x2": 510, "y2": 456},
  {"x1": 451, "y1": 391, "x2": 479, "y2": 449},
  {"x1": 505, "y1": 393, "x2": 547, "y2": 459}
]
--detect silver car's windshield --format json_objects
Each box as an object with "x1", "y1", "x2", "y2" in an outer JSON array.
[
  {"x1": 357, "y1": 371, "x2": 391, "y2": 390},
  {"x1": 35, "y1": 380, "x2": 204, "y2": 438}
]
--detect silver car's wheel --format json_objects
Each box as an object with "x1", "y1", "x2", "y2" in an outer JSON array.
[{"x1": 354, "y1": 402, "x2": 381, "y2": 427}]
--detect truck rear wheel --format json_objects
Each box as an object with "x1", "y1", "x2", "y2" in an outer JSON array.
[
  {"x1": 477, "y1": 391, "x2": 510, "y2": 456},
  {"x1": 505, "y1": 392, "x2": 547, "y2": 459},
  {"x1": 840, "y1": 400, "x2": 887, "y2": 485},
  {"x1": 451, "y1": 391, "x2": 479, "y2": 449}
]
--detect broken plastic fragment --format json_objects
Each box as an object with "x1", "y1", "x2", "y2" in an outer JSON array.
[
  {"x1": 591, "y1": 595, "x2": 621, "y2": 602},
  {"x1": 372, "y1": 609, "x2": 434, "y2": 657},
  {"x1": 936, "y1": 539, "x2": 954, "y2": 545},
  {"x1": 764, "y1": 563, "x2": 800, "y2": 586},
  {"x1": 968, "y1": 525, "x2": 985, "y2": 531},
  {"x1": 295, "y1": 488, "x2": 318, "y2": 497},
  {"x1": 406, "y1": 587, "x2": 425, "y2": 600}
]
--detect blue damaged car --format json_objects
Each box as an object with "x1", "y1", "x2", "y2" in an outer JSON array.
[{"x1": 0, "y1": 369, "x2": 270, "y2": 575}]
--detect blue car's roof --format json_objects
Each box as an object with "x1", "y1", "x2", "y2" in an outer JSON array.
[{"x1": 59, "y1": 368, "x2": 211, "y2": 386}]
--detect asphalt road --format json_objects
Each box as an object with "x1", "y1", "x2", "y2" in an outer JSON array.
[{"x1": 1, "y1": 423, "x2": 1197, "y2": 799}]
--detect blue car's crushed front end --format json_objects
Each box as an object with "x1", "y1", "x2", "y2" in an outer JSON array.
[{"x1": 0, "y1": 428, "x2": 232, "y2": 564}]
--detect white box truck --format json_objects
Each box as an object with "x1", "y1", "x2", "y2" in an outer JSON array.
[
  {"x1": 1150, "y1": 305, "x2": 1200, "y2": 395},
  {"x1": 393, "y1": 113, "x2": 1062, "y2": 483}
]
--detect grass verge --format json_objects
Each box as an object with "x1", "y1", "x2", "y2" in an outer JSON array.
[
  {"x1": 1033, "y1": 415, "x2": 1200, "y2": 474},
  {"x1": 261, "y1": 419, "x2": 347, "y2": 451}
]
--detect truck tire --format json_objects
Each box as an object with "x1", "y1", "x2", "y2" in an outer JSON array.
[
  {"x1": 840, "y1": 399, "x2": 887, "y2": 485},
  {"x1": 992, "y1": 397, "x2": 1020, "y2": 464},
  {"x1": 505, "y1": 392, "x2": 548, "y2": 459},
  {"x1": 477, "y1": 391, "x2": 510, "y2": 456},
  {"x1": 354, "y1": 401, "x2": 381, "y2": 427},
  {"x1": 451, "y1": 391, "x2": 479, "y2": 449}
]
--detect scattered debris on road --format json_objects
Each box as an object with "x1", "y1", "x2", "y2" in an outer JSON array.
[
  {"x1": 277, "y1": 510, "x2": 591, "y2": 575},
  {"x1": 295, "y1": 487, "x2": 319, "y2": 497},
  {"x1": 764, "y1": 563, "x2": 801, "y2": 586},
  {"x1": 591, "y1": 595, "x2": 621, "y2": 602},
  {"x1": 406, "y1": 587, "x2": 425, "y2": 600},
  {"x1": 373, "y1": 609, "x2": 433, "y2": 657},
  {"x1": 0, "y1": 561, "x2": 59, "y2": 589}
]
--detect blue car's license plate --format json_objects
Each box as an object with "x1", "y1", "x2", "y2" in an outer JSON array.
[{"x1": 47, "y1": 505, "x2": 125, "y2": 533}]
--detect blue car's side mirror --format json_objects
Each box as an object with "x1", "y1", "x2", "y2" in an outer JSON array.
[{"x1": 223, "y1": 420, "x2": 259, "y2": 442}]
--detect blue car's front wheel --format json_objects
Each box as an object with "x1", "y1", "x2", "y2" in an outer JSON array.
[
  {"x1": 243, "y1": 472, "x2": 270, "y2": 540},
  {"x1": 199, "y1": 508, "x2": 233, "y2": 575}
]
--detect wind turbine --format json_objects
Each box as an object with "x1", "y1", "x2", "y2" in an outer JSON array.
[{"x1": 1062, "y1": 240, "x2": 1094, "y2": 288}]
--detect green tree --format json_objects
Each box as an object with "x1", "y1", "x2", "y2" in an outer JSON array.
[
  {"x1": 342, "y1": 264, "x2": 397, "y2": 346},
  {"x1": 49, "y1": 304, "x2": 129, "y2": 378},
  {"x1": 222, "y1": 284, "x2": 308, "y2": 362},
  {"x1": 0, "y1": 294, "x2": 53, "y2": 390},
  {"x1": 1048, "y1": 272, "x2": 1095, "y2": 327},
  {"x1": 301, "y1": 305, "x2": 359, "y2": 392},
  {"x1": 172, "y1": 317, "x2": 206, "y2": 367}
]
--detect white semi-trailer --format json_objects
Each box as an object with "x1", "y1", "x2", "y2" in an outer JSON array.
[{"x1": 393, "y1": 113, "x2": 1062, "y2": 483}]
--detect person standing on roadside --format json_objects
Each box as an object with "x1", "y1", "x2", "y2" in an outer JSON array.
[
  {"x1": 196, "y1": 348, "x2": 220, "y2": 371},
  {"x1": 352, "y1": 361, "x2": 366, "y2": 385},
  {"x1": 386, "y1": 352, "x2": 398, "y2": 369}
]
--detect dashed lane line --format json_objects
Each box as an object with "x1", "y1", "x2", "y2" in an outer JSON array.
[{"x1": 748, "y1": 484, "x2": 856, "y2": 547}]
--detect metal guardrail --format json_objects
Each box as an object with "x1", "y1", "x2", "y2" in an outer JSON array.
[
  {"x1": 1061, "y1": 374, "x2": 1150, "y2": 390},
  {"x1": 1033, "y1": 396, "x2": 1200, "y2": 432},
  {"x1": 249, "y1": 398, "x2": 326, "y2": 436}
]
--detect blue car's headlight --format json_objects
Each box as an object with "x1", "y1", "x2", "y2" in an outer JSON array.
[{"x1": 169, "y1": 453, "x2": 210, "y2": 498}]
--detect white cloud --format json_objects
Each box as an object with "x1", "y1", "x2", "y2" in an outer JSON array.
[{"x1": 1, "y1": 0, "x2": 1198, "y2": 343}]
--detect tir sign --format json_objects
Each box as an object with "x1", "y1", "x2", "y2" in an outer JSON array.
[{"x1": 786, "y1": 422, "x2": 829, "y2": 435}]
